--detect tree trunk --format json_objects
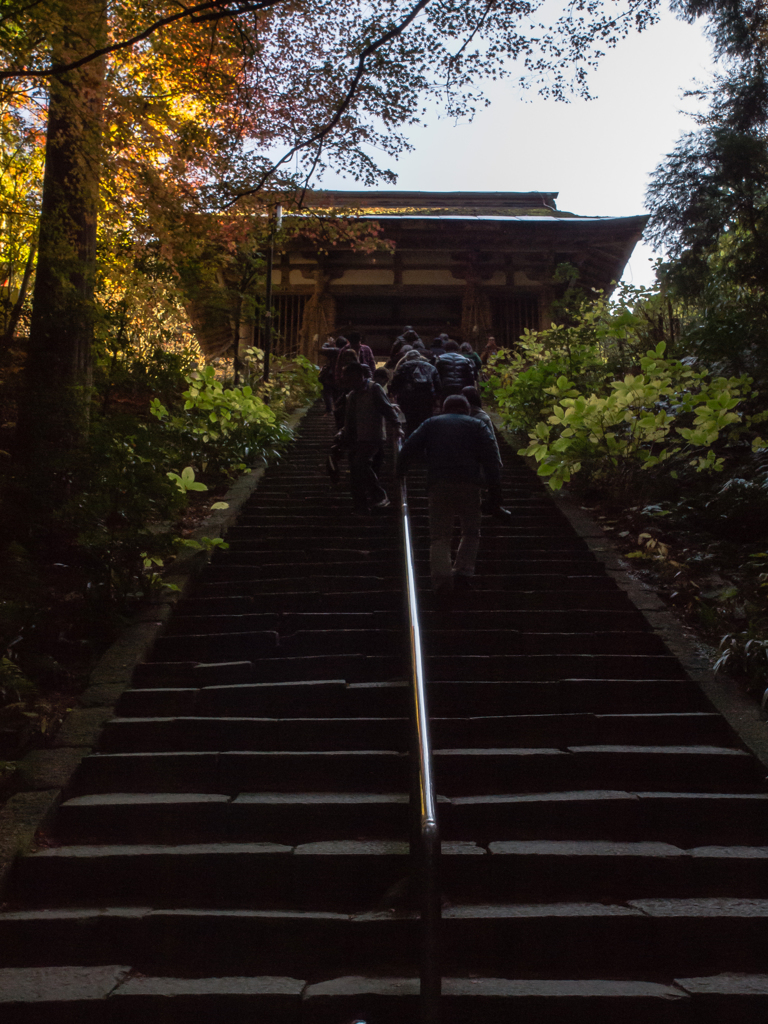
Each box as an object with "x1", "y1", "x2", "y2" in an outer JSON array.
[{"x1": 15, "y1": 6, "x2": 106, "y2": 477}]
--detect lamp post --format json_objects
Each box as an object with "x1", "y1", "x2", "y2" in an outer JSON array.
[{"x1": 263, "y1": 202, "x2": 282, "y2": 382}]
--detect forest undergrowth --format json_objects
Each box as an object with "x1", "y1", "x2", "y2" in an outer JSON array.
[
  {"x1": 487, "y1": 281, "x2": 768, "y2": 704},
  {"x1": 0, "y1": 336, "x2": 320, "y2": 800}
]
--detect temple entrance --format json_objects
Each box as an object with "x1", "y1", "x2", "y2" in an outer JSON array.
[{"x1": 334, "y1": 295, "x2": 463, "y2": 357}]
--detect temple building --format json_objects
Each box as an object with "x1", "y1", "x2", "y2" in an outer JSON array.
[
  {"x1": 194, "y1": 191, "x2": 645, "y2": 363},
  {"x1": 260, "y1": 191, "x2": 647, "y2": 360}
]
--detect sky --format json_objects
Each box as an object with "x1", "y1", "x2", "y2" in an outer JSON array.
[{"x1": 320, "y1": 4, "x2": 715, "y2": 289}]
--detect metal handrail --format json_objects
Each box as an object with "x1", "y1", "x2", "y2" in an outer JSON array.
[{"x1": 396, "y1": 435, "x2": 441, "y2": 1023}]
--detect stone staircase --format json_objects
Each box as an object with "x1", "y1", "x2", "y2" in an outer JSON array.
[{"x1": 1, "y1": 404, "x2": 768, "y2": 1022}]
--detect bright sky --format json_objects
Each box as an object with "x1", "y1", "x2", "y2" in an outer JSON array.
[{"x1": 320, "y1": 4, "x2": 714, "y2": 289}]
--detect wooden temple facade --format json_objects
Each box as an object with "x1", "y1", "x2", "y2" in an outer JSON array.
[{"x1": 254, "y1": 191, "x2": 647, "y2": 360}]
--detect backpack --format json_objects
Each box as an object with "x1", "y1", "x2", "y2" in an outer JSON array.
[{"x1": 404, "y1": 361, "x2": 435, "y2": 394}]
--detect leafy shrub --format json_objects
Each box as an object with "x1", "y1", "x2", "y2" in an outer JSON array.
[
  {"x1": 241, "y1": 348, "x2": 322, "y2": 413},
  {"x1": 0, "y1": 657, "x2": 65, "y2": 753},
  {"x1": 714, "y1": 632, "x2": 768, "y2": 689},
  {"x1": 486, "y1": 328, "x2": 607, "y2": 439},
  {"x1": 150, "y1": 363, "x2": 294, "y2": 481},
  {"x1": 94, "y1": 336, "x2": 198, "y2": 413},
  {"x1": 56, "y1": 416, "x2": 189, "y2": 604},
  {"x1": 703, "y1": 476, "x2": 768, "y2": 542},
  {"x1": 0, "y1": 657, "x2": 35, "y2": 704},
  {"x1": 518, "y1": 343, "x2": 753, "y2": 500},
  {"x1": 1, "y1": 336, "x2": 319, "y2": 671},
  {"x1": 59, "y1": 355, "x2": 314, "y2": 608},
  {"x1": 484, "y1": 290, "x2": 660, "y2": 440}
]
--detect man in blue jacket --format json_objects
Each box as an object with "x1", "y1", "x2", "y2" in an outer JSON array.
[{"x1": 396, "y1": 394, "x2": 504, "y2": 595}]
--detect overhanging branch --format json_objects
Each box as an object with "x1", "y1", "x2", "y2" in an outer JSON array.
[
  {"x1": 230, "y1": 0, "x2": 432, "y2": 204},
  {"x1": 0, "y1": 0, "x2": 287, "y2": 81}
]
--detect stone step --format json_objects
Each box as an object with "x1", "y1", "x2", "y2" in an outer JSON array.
[
  {"x1": 174, "y1": 590, "x2": 402, "y2": 616},
  {"x1": 218, "y1": 516, "x2": 400, "y2": 529},
  {"x1": 197, "y1": 575, "x2": 404, "y2": 594},
  {"x1": 97, "y1": 712, "x2": 734, "y2": 755},
  {"x1": 67, "y1": 744, "x2": 760, "y2": 798},
  {"x1": 422, "y1": 608, "x2": 651, "y2": 631},
  {"x1": 210, "y1": 552, "x2": 600, "y2": 573},
  {"x1": 226, "y1": 523, "x2": 590, "y2": 540},
  {"x1": 12, "y1": 838, "x2": 768, "y2": 911},
  {"x1": 2, "y1": 901, "x2": 768, "y2": 977},
  {"x1": 99, "y1": 716, "x2": 410, "y2": 753},
  {"x1": 232, "y1": 499, "x2": 565, "y2": 514},
  {"x1": 425, "y1": 654, "x2": 688, "y2": 681},
  {"x1": 149, "y1": 629, "x2": 406, "y2": 663},
  {"x1": 131, "y1": 653, "x2": 405, "y2": 685},
  {"x1": 68, "y1": 749, "x2": 409, "y2": 796},
  {"x1": 218, "y1": 549, "x2": 598, "y2": 566},
  {"x1": 116, "y1": 677, "x2": 709, "y2": 720},
  {"x1": 235, "y1": 506, "x2": 566, "y2": 522},
  {"x1": 265, "y1": 973, "x2": 768, "y2": 1024},
  {"x1": 56, "y1": 789, "x2": 768, "y2": 849},
  {"x1": 224, "y1": 522, "x2": 403, "y2": 538},
  {"x1": 164, "y1": 609, "x2": 652, "y2": 637},
  {"x1": 10, "y1": 970, "x2": 762, "y2": 1024},
  {"x1": 117, "y1": 680, "x2": 409, "y2": 719},
  {"x1": 432, "y1": 745, "x2": 763, "y2": 795},
  {"x1": 220, "y1": 541, "x2": 405, "y2": 556},
  {"x1": 212, "y1": 560, "x2": 608, "y2": 581},
  {"x1": 14, "y1": 969, "x2": 759, "y2": 1024},
  {"x1": 177, "y1": 587, "x2": 639, "y2": 615},
  {"x1": 164, "y1": 611, "x2": 401, "y2": 636},
  {"x1": 148, "y1": 629, "x2": 670, "y2": 664},
  {"x1": 225, "y1": 521, "x2": 589, "y2": 544},
  {"x1": 9, "y1": 840, "x2": 416, "y2": 911},
  {"x1": 131, "y1": 652, "x2": 690, "y2": 686},
  {"x1": 56, "y1": 792, "x2": 411, "y2": 845},
  {"x1": 446, "y1": 790, "x2": 768, "y2": 846},
  {"x1": 197, "y1": 566, "x2": 616, "y2": 589},
  {"x1": 422, "y1": 630, "x2": 670, "y2": 657}
]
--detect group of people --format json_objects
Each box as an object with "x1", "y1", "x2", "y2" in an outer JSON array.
[
  {"x1": 321, "y1": 326, "x2": 509, "y2": 599},
  {"x1": 321, "y1": 327, "x2": 499, "y2": 434}
]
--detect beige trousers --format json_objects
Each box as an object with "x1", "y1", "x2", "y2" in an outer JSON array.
[{"x1": 427, "y1": 478, "x2": 482, "y2": 588}]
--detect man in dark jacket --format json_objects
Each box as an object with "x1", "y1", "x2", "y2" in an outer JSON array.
[
  {"x1": 341, "y1": 361, "x2": 402, "y2": 514},
  {"x1": 397, "y1": 394, "x2": 503, "y2": 594},
  {"x1": 435, "y1": 340, "x2": 476, "y2": 399}
]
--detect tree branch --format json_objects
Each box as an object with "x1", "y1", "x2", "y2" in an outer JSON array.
[
  {"x1": 230, "y1": 0, "x2": 432, "y2": 203},
  {"x1": 1, "y1": 239, "x2": 36, "y2": 347},
  {"x1": 0, "y1": 0, "x2": 286, "y2": 81},
  {"x1": 0, "y1": 0, "x2": 46, "y2": 29}
]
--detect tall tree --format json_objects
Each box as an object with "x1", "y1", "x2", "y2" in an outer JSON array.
[
  {"x1": 645, "y1": 0, "x2": 768, "y2": 371},
  {"x1": 14, "y1": 1, "x2": 106, "y2": 471},
  {"x1": 646, "y1": 0, "x2": 768, "y2": 274}
]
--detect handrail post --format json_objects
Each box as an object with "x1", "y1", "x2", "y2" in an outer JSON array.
[
  {"x1": 420, "y1": 825, "x2": 441, "y2": 1022},
  {"x1": 396, "y1": 435, "x2": 441, "y2": 1023}
]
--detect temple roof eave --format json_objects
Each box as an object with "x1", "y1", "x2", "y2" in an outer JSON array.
[{"x1": 335, "y1": 214, "x2": 647, "y2": 225}]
